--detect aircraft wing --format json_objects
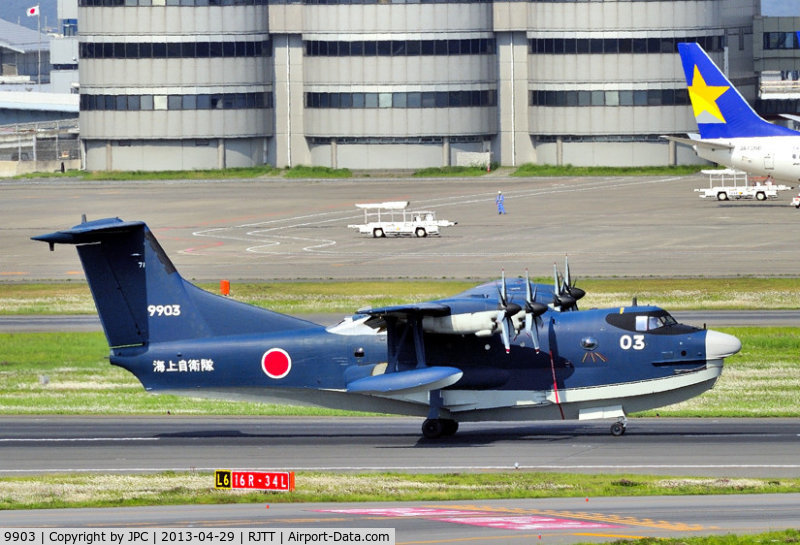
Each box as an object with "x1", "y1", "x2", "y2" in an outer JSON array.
[
  {"x1": 661, "y1": 135, "x2": 734, "y2": 150},
  {"x1": 359, "y1": 302, "x2": 452, "y2": 329}
]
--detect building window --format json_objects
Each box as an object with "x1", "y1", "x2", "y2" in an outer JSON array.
[
  {"x1": 79, "y1": 40, "x2": 272, "y2": 59},
  {"x1": 80, "y1": 0, "x2": 269, "y2": 5},
  {"x1": 305, "y1": 38, "x2": 495, "y2": 57},
  {"x1": 305, "y1": 90, "x2": 496, "y2": 109},
  {"x1": 80, "y1": 92, "x2": 274, "y2": 111},
  {"x1": 763, "y1": 32, "x2": 800, "y2": 50},
  {"x1": 62, "y1": 19, "x2": 78, "y2": 36},
  {"x1": 529, "y1": 35, "x2": 724, "y2": 55},
  {"x1": 529, "y1": 88, "x2": 689, "y2": 107}
]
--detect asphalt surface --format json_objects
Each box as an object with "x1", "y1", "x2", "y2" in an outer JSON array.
[
  {"x1": 1, "y1": 416, "x2": 799, "y2": 478},
  {"x1": 3, "y1": 174, "x2": 800, "y2": 281},
  {"x1": 1, "y1": 495, "x2": 799, "y2": 544},
  {"x1": 2, "y1": 175, "x2": 799, "y2": 544},
  {"x1": 1, "y1": 417, "x2": 799, "y2": 542}
]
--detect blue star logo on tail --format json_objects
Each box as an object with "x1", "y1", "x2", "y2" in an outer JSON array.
[{"x1": 688, "y1": 66, "x2": 729, "y2": 124}]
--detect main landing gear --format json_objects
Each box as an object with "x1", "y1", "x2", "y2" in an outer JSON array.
[
  {"x1": 610, "y1": 416, "x2": 628, "y2": 437},
  {"x1": 422, "y1": 418, "x2": 459, "y2": 439}
]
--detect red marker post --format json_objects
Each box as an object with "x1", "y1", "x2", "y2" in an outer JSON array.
[{"x1": 215, "y1": 470, "x2": 295, "y2": 491}]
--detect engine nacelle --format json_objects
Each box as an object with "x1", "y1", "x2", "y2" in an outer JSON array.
[
  {"x1": 422, "y1": 310, "x2": 527, "y2": 337},
  {"x1": 422, "y1": 311, "x2": 498, "y2": 335}
]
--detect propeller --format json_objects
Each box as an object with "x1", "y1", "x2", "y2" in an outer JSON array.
[
  {"x1": 522, "y1": 269, "x2": 548, "y2": 352},
  {"x1": 495, "y1": 269, "x2": 521, "y2": 354},
  {"x1": 553, "y1": 256, "x2": 585, "y2": 311}
]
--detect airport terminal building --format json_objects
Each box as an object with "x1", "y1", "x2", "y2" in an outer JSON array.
[{"x1": 76, "y1": 0, "x2": 760, "y2": 170}]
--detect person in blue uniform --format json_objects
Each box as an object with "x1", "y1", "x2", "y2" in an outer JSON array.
[{"x1": 496, "y1": 191, "x2": 506, "y2": 214}]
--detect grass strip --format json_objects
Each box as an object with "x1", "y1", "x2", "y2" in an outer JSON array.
[
  {"x1": 285, "y1": 165, "x2": 353, "y2": 178},
  {"x1": 15, "y1": 167, "x2": 283, "y2": 180},
  {"x1": 2, "y1": 278, "x2": 800, "y2": 315},
  {"x1": 412, "y1": 166, "x2": 491, "y2": 177},
  {"x1": 511, "y1": 163, "x2": 707, "y2": 177},
  {"x1": 0, "y1": 328, "x2": 797, "y2": 416},
  {"x1": 616, "y1": 532, "x2": 800, "y2": 545},
  {"x1": 1, "y1": 471, "x2": 799, "y2": 510}
]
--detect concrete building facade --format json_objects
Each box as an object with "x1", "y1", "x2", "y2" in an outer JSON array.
[{"x1": 77, "y1": 0, "x2": 760, "y2": 171}]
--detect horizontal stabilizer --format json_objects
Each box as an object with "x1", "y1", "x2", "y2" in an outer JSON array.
[
  {"x1": 347, "y1": 366, "x2": 463, "y2": 395},
  {"x1": 32, "y1": 218, "x2": 145, "y2": 248},
  {"x1": 661, "y1": 135, "x2": 734, "y2": 150},
  {"x1": 780, "y1": 113, "x2": 800, "y2": 124}
]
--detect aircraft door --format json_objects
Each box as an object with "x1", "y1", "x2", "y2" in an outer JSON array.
[{"x1": 764, "y1": 153, "x2": 775, "y2": 170}]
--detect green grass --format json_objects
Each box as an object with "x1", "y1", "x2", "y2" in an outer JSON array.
[
  {"x1": 16, "y1": 166, "x2": 283, "y2": 180},
  {"x1": 285, "y1": 165, "x2": 353, "y2": 178},
  {"x1": 0, "y1": 328, "x2": 796, "y2": 416},
  {"x1": 3, "y1": 278, "x2": 800, "y2": 315},
  {"x1": 1, "y1": 471, "x2": 799, "y2": 510},
  {"x1": 412, "y1": 165, "x2": 490, "y2": 177},
  {"x1": 512, "y1": 163, "x2": 708, "y2": 177},
  {"x1": 621, "y1": 533, "x2": 800, "y2": 545}
]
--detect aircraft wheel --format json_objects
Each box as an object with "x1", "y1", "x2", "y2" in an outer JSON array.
[
  {"x1": 610, "y1": 422, "x2": 626, "y2": 437},
  {"x1": 422, "y1": 418, "x2": 444, "y2": 439},
  {"x1": 442, "y1": 419, "x2": 459, "y2": 436}
]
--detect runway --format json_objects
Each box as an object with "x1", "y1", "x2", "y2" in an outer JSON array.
[
  {"x1": 1, "y1": 416, "x2": 799, "y2": 478},
  {"x1": 2, "y1": 176, "x2": 799, "y2": 543},
  {"x1": 1, "y1": 494, "x2": 799, "y2": 544},
  {"x1": 1, "y1": 416, "x2": 799, "y2": 543}
]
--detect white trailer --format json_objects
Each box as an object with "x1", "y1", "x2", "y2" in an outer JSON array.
[
  {"x1": 694, "y1": 169, "x2": 792, "y2": 201},
  {"x1": 347, "y1": 201, "x2": 456, "y2": 238}
]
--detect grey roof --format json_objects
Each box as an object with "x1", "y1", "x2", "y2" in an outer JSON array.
[
  {"x1": 0, "y1": 18, "x2": 49, "y2": 53},
  {"x1": 0, "y1": 91, "x2": 78, "y2": 113}
]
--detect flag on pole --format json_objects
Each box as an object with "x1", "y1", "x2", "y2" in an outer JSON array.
[{"x1": 27, "y1": 5, "x2": 39, "y2": 16}]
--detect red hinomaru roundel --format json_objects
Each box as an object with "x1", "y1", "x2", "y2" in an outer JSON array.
[{"x1": 261, "y1": 348, "x2": 292, "y2": 379}]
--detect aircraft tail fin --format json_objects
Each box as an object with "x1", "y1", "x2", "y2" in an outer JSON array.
[
  {"x1": 33, "y1": 217, "x2": 315, "y2": 349},
  {"x1": 677, "y1": 42, "x2": 798, "y2": 139}
]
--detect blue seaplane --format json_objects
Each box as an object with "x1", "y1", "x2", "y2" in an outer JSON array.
[{"x1": 34, "y1": 217, "x2": 741, "y2": 438}]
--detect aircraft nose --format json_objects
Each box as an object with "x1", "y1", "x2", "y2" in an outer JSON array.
[{"x1": 705, "y1": 329, "x2": 742, "y2": 360}]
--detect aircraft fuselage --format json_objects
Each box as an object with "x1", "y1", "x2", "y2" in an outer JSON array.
[
  {"x1": 109, "y1": 298, "x2": 735, "y2": 423},
  {"x1": 695, "y1": 136, "x2": 800, "y2": 184}
]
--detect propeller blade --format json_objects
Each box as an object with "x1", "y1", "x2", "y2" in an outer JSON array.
[
  {"x1": 521, "y1": 272, "x2": 545, "y2": 353},
  {"x1": 525, "y1": 313, "x2": 541, "y2": 352},
  {"x1": 552, "y1": 256, "x2": 585, "y2": 311},
  {"x1": 525, "y1": 268, "x2": 532, "y2": 303},
  {"x1": 496, "y1": 309, "x2": 511, "y2": 354},
  {"x1": 501, "y1": 268, "x2": 508, "y2": 306},
  {"x1": 553, "y1": 262, "x2": 560, "y2": 297}
]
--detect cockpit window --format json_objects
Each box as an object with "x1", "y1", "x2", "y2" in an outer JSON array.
[
  {"x1": 606, "y1": 310, "x2": 678, "y2": 332},
  {"x1": 635, "y1": 313, "x2": 677, "y2": 331}
]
